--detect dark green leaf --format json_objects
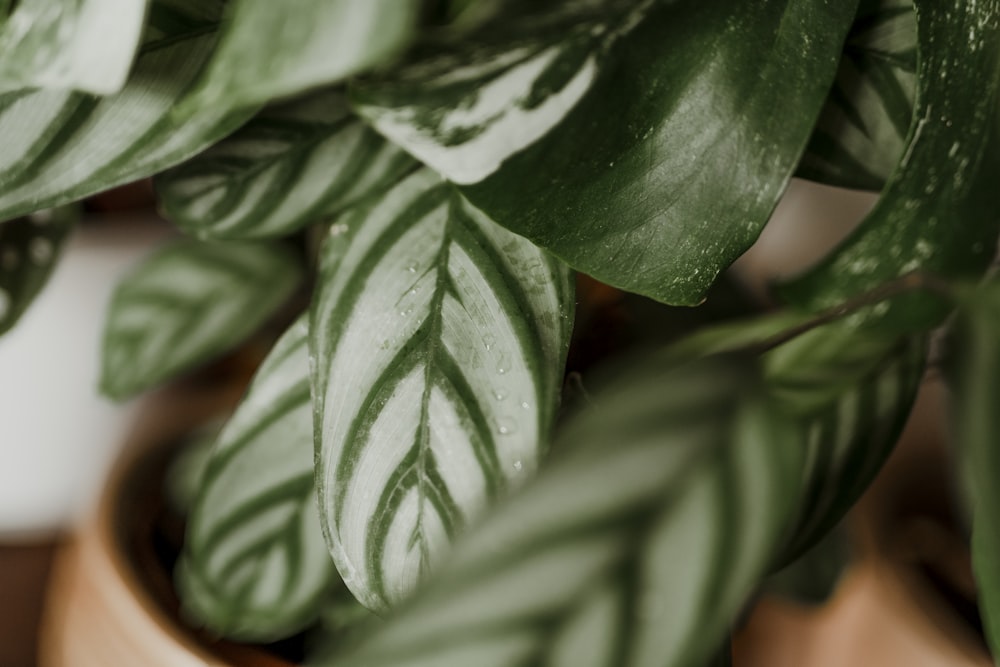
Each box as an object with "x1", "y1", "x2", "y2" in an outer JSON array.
[
  {"x1": 156, "y1": 90, "x2": 415, "y2": 240},
  {"x1": 947, "y1": 279, "x2": 1000, "y2": 659},
  {"x1": 323, "y1": 358, "x2": 805, "y2": 667},
  {"x1": 358, "y1": 0, "x2": 857, "y2": 304},
  {"x1": 100, "y1": 239, "x2": 302, "y2": 399},
  {"x1": 780, "y1": 0, "x2": 1000, "y2": 331},
  {"x1": 764, "y1": 526, "x2": 850, "y2": 606},
  {"x1": 798, "y1": 0, "x2": 917, "y2": 191},
  {"x1": 178, "y1": 316, "x2": 335, "y2": 641},
  {"x1": 310, "y1": 168, "x2": 573, "y2": 613},
  {"x1": 0, "y1": 207, "x2": 75, "y2": 335},
  {"x1": 185, "y1": 0, "x2": 421, "y2": 111}
]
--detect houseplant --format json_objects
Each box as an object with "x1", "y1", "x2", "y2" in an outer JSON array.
[{"x1": 3, "y1": 0, "x2": 1000, "y2": 664}]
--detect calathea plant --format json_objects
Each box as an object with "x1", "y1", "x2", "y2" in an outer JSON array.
[{"x1": 2, "y1": 0, "x2": 1000, "y2": 664}]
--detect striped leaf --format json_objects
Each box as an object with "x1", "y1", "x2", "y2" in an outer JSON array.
[
  {"x1": 0, "y1": 0, "x2": 149, "y2": 94},
  {"x1": 185, "y1": 0, "x2": 421, "y2": 112},
  {"x1": 156, "y1": 90, "x2": 415, "y2": 240},
  {"x1": 948, "y1": 280, "x2": 1000, "y2": 660},
  {"x1": 324, "y1": 358, "x2": 805, "y2": 667},
  {"x1": 177, "y1": 316, "x2": 336, "y2": 641},
  {"x1": 798, "y1": 0, "x2": 917, "y2": 191},
  {"x1": 0, "y1": 206, "x2": 76, "y2": 335},
  {"x1": 763, "y1": 324, "x2": 925, "y2": 560},
  {"x1": 310, "y1": 168, "x2": 574, "y2": 613},
  {"x1": 352, "y1": 1, "x2": 642, "y2": 185},
  {"x1": 0, "y1": 23, "x2": 257, "y2": 223},
  {"x1": 780, "y1": 0, "x2": 1000, "y2": 331},
  {"x1": 100, "y1": 239, "x2": 302, "y2": 399}
]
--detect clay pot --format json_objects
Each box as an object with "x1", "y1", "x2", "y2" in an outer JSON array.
[{"x1": 39, "y1": 385, "x2": 295, "y2": 667}]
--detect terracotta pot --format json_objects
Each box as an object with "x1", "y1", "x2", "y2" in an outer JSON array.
[{"x1": 39, "y1": 385, "x2": 295, "y2": 667}]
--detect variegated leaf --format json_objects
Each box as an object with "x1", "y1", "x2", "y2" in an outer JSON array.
[
  {"x1": 310, "y1": 168, "x2": 573, "y2": 613},
  {"x1": 324, "y1": 359, "x2": 804, "y2": 667},
  {"x1": 0, "y1": 0, "x2": 149, "y2": 95},
  {"x1": 352, "y1": 1, "x2": 643, "y2": 185},
  {"x1": 185, "y1": 0, "x2": 421, "y2": 111},
  {"x1": 780, "y1": 0, "x2": 1000, "y2": 331},
  {"x1": 0, "y1": 206, "x2": 76, "y2": 335},
  {"x1": 100, "y1": 239, "x2": 302, "y2": 399},
  {"x1": 156, "y1": 90, "x2": 415, "y2": 240},
  {"x1": 764, "y1": 324, "x2": 925, "y2": 560},
  {"x1": 178, "y1": 316, "x2": 335, "y2": 641},
  {"x1": 798, "y1": 0, "x2": 917, "y2": 191},
  {"x1": 357, "y1": 0, "x2": 857, "y2": 305},
  {"x1": 0, "y1": 23, "x2": 257, "y2": 223},
  {"x1": 948, "y1": 279, "x2": 1000, "y2": 658}
]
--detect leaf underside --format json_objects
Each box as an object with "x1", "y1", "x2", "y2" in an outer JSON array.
[
  {"x1": 311, "y1": 168, "x2": 573, "y2": 613},
  {"x1": 101, "y1": 239, "x2": 302, "y2": 399},
  {"x1": 179, "y1": 316, "x2": 335, "y2": 642}
]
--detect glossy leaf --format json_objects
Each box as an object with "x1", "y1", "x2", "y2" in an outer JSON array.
[
  {"x1": 0, "y1": 0, "x2": 149, "y2": 94},
  {"x1": 0, "y1": 24, "x2": 257, "y2": 223},
  {"x1": 100, "y1": 239, "x2": 302, "y2": 399},
  {"x1": 764, "y1": 324, "x2": 925, "y2": 560},
  {"x1": 948, "y1": 280, "x2": 1000, "y2": 659},
  {"x1": 781, "y1": 0, "x2": 1000, "y2": 331},
  {"x1": 0, "y1": 207, "x2": 75, "y2": 335},
  {"x1": 157, "y1": 90, "x2": 415, "y2": 240},
  {"x1": 798, "y1": 0, "x2": 917, "y2": 191},
  {"x1": 310, "y1": 168, "x2": 573, "y2": 613},
  {"x1": 365, "y1": 0, "x2": 857, "y2": 305},
  {"x1": 325, "y1": 359, "x2": 805, "y2": 667},
  {"x1": 178, "y1": 316, "x2": 335, "y2": 641},
  {"x1": 185, "y1": 0, "x2": 421, "y2": 111}
]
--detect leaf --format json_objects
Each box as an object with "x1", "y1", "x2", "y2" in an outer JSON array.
[
  {"x1": 947, "y1": 280, "x2": 1000, "y2": 659},
  {"x1": 0, "y1": 0, "x2": 149, "y2": 94},
  {"x1": 184, "y1": 0, "x2": 421, "y2": 112},
  {"x1": 323, "y1": 358, "x2": 805, "y2": 667},
  {"x1": 0, "y1": 23, "x2": 257, "y2": 223},
  {"x1": 798, "y1": 0, "x2": 917, "y2": 191},
  {"x1": 764, "y1": 526, "x2": 850, "y2": 606},
  {"x1": 100, "y1": 239, "x2": 302, "y2": 399},
  {"x1": 177, "y1": 316, "x2": 335, "y2": 642},
  {"x1": 358, "y1": 0, "x2": 858, "y2": 305},
  {"x1": 310, "y1": 168, "x2": 574, "y2": 613},
  {"x1": 780, "y1": 0, "x2": 1000, "y2": 331},
  {"x1": 143, "y1": 0, "x2": 226, "y2": 40},
  {"x1": 156, "y1": 90, "x2": 415, "y2": 240},
  {"x1": 0, "y1": 206, "x2": 76, "y2": 335},
  {"x1": 764, "y1": 323, "x2": 925, "y2": 560}
]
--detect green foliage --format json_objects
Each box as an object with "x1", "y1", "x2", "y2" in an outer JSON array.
[{"x1": 4, "y1": 0, "x2": 1000, "y2": 664}]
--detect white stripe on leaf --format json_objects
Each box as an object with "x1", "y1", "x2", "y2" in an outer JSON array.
[
  {"x1": 156, "y1": 90, "x2": 415, "y2": 240},
  {"x1": 178, "y1": 316, "x2": 335, "y2": 641},
  {"x1": 322, "y1": 359, "x2": 805, "y2": 667},
  {"x1": 100, "y1": 239, "x2": 302, "y2": 399},
  {"x1": 311, "y1": 168, "x2": 573, "y2": 613}
]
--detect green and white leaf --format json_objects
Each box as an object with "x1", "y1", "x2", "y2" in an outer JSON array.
[
  {"x1": 390, "y1": 0, "x2": 857, "y2": 305},
  {"x1": 798, "y1": 0, "x2": 917, "y2": 191},
  {"x1": 0, "y1": 206, "x2": 75, "y2": 335},
  {"x1": 0, "y1": 0, "x2": 149, "y2": 94},
  {"x1": 948, "y1": 279, "x2": 1000, "y2": 659},
  {"x1": 0, "y1": 24, "x2": 257, "y2": 223},
  {"x1": 185, "y1": 0, "x2": 421, "y2": 112},
  {"x1": 311, "y1": 168, "x2": 573, "y2": 613},
  {"x1": 178, "y1": 316, "x2": 335, "y2": 642},
  {"x1": 764, "y1": 324, "x2": 925, "y2": 560},
  {"x1": 101, "y1": 239, "x2": 302, "y2": 399},
  {"x1": 324, "y1": 359, "x2": 805, "y2": 667},
  {"x1": 157, "y1": 90, "x2": 415, "y2": 240},
  {"x1": 780, "y1": 0, "x2": 1000, "y2": 331}
]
